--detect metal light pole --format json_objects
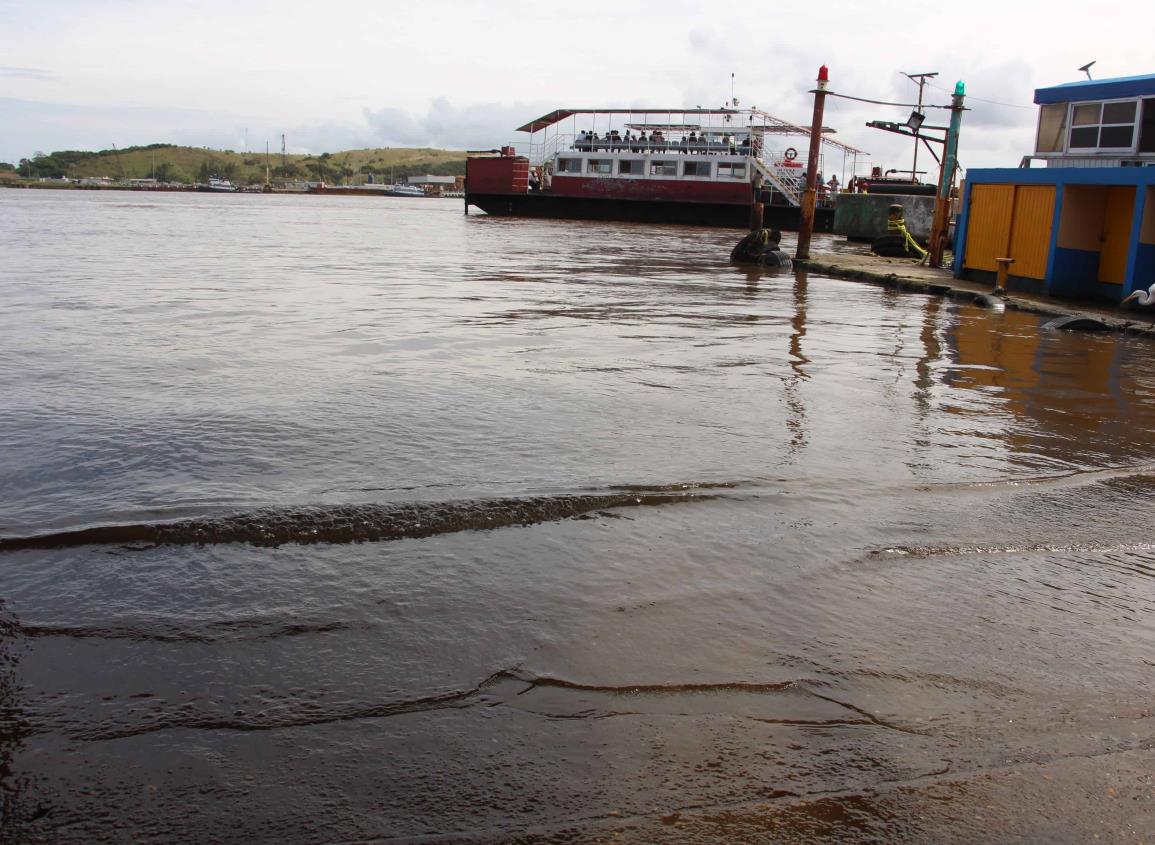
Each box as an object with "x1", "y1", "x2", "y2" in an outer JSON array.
[
  {"x1": 795, "y1": 65, "x2": 829, "y2": 261},
  {"x1": 902, "y1": 71, "x2": 937, "y2": 180},
  {"x1": 928, "y1": 81, "x2": 965, "y2": 268}
]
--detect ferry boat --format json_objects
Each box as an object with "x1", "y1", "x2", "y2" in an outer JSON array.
[{"x1": 465, "y1": 106, "x2": 867, "y2": 229}]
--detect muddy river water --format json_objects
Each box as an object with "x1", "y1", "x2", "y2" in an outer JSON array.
[{"x1": 1, "y1": 190, "x2": 1153, "y2": 843}]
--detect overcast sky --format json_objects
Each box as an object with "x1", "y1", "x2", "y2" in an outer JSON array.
[{"x1": 2, "y1": 0, "x2": 1151, "y2": 176}]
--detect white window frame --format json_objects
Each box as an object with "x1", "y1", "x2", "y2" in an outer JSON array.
[
  {"x1": 556, "y1": 157, "x2": 582, "y2": 174},
  {"x1": 682, "y1": 160, "x2": 712, "y2": 178},
  {"x1": 586, "y1": 159, "x2": 613, "y2": 175},
  {"x1": 617, "y1": 158, "x2": 644, "y2": 176},
  {"x1": 649, "y1": 160, "x2": 677, "y2": 176},
  {"x1": 1065, "y1": 97, "x2": 1140, "y2": 154},
  {"x1": 717, "y1": 162, "x2": 747, "y2": 179}
]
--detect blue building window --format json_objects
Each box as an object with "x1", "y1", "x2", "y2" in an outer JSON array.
[{"x1": 1069, "y1": 100, "x2": 1138, "y2": 151}]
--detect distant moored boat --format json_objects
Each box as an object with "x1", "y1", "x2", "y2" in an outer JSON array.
[{"x1": 198, "y1": 177, "x2": 238, "y2": 193}]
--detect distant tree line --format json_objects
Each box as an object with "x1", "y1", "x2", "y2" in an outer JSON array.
[
  {"x1": 3, "y1": 144, "x2": 466, "y2": 185},
  {"x1": 15, "y1": 144, "x2": 178, "y2": 179}
]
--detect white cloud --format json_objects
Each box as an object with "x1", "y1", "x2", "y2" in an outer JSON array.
[
  {"x1": 363, "y1": 98, "x2": 552, "y2": 150},
  {"x1": 0, "y1": 0, "x2": 1150, "y2": 171},
  {"x1": 0, "y1": 66, "x2": 58, "y2": 82}
]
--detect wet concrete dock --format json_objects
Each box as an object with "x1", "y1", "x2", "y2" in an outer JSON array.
[{"x1": 799, "y1": 251, "x2": 1155, "y2": 339}]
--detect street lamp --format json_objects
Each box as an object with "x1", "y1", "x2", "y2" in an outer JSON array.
[{"x1": 902, "y1": 71, "x2": 938, "y2": 180}]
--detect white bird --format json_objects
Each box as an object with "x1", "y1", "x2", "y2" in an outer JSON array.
[{"x1": 1121, "y1": 283, "x2": 1155, "y2": 307}]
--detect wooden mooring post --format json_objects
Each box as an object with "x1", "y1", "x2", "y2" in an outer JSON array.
[
  {"x1": 748, "y1": 201, "x2": 764, "y2": 232},
  {"x1": 994, "y1": 257, "x2": 1014, "y2": 294}
]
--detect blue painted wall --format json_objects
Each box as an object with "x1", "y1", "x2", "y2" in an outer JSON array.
[
  {"x1": 1135, "y1": 243, "x2": 1155, "y2": 294},
  {"x1": 1050, "y1": 248, "x2": 1099, "y2": 297}
]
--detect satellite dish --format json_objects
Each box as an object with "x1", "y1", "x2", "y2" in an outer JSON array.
[{"x1": 1078, "y1": 60, "x2": 1096, "y2": 80}]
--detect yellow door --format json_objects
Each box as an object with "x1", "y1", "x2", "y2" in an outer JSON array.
[
  {"x1": 1098, "y1": 186, "x2": 1135, "y2": 284},
  {"x1": 1007, "y1": 185, "x2": 1056, "y2": 279},
  {"x1": 965, "y1": 185, "x2": 1014, "y2": 272}
]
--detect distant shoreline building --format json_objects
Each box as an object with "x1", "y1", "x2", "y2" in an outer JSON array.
[{"x1": 405, "y1": 174, "x2": 458, "y2": 187}]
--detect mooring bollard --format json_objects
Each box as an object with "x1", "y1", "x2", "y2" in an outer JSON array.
[
  {"x1": 994, "y1": 257, "x2": 1014, "y2": 295},
  {"x1": 870, "y1": 203, "x2": 927, "y2": 259}
]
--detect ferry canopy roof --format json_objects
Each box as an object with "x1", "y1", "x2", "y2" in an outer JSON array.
[
  {"x1": 1034, "y1": 73, "x2": 1155, "y2": 104},
  {"x1": 517, "y1": 109, "x2": 740, "y2": 133}
]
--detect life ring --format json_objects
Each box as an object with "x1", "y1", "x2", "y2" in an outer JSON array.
[{"x1": 784, "y1": 147, "x2": 798, "y2": 161}]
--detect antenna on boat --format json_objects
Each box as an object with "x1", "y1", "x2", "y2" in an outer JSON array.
[{"x1": 1078, "y1": 60, "x2": 1096, "y2": 80}]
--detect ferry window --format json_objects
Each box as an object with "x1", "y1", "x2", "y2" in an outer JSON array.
[
  {"x1": 1068, "y1": 99, "x2": 1138, "y2": 150},
  {"x1": 587, "y1": 159, "x2": 613, "y2": 174},
  {"x1": 683, "y1": 161, "x2": 711, "y2": 177},
  {"x1": 618, "y1": 159, "x2": 643, "y2": 175},
  {"x1": 717, "y1": 163, "x2": 746, "y2": 179},
  {"x1": 557, "y1": 158, "x2": 582, "y2": 173},
  {"x1": 650, "y1": 160, "x2": 677, "y2": 176},
  {"x1": 1035, "y1": 104, "x2": 1067, "y2": 154}
]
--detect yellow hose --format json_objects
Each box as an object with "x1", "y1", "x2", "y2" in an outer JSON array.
[{"x1": 887, "y1": 215, "x2": 928, "y2": 260}]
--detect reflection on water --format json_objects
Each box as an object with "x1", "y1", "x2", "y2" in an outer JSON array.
[
  {"x1": 0, "y1": 601, "x2": 36, "y2": 840},
  {"x1": 0, "y1": 191, "x2": 1153, "y2": 843}
]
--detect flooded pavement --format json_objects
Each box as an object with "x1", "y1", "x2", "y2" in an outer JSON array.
[{"x1": 1, "y1": 190, "x2": 1153, "y2": 843}]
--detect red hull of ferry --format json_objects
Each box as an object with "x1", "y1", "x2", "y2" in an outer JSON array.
[{"x1": 549, "y1": 175, "x2": 751, "y2": 205}]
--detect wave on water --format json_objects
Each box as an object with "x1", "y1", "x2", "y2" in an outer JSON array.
[
  {"x1": 915, "y1": 463, "x2": 1155, "y2": 494},
  {"x1": 0, "y1": 489, "x2": 716, "y2": 552},
  {"x1": 869, "y1": 541, "x2": 1155, "y2": 563},
  {"x1": 14, "y1": 619, "x2": 356, "y2": 644},
  {"x1": 42, "y1": 667, "x2": 923, "y2": 742}
]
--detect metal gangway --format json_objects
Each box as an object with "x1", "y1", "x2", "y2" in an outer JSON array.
[{"x1": 754, "y1": 158, "x2": 804, "y2": 206}]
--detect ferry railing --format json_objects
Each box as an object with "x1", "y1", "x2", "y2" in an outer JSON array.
[
  {"x1": 568, "y1": 139, "x2": 751, "y2": 155},
  {"x1": 539, "y1": 133, "x2": 569, "y2": 162}
]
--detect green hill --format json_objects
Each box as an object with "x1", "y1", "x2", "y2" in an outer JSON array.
[{"x1": 10, "y1": 144, "x2": 469, "y2": 185}]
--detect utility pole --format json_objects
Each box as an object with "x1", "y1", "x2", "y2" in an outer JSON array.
[
  {"x1": 111, "y1": 142, "x2": 126, "y2": 181},
  {"x1": 902, "y1": 71, "x2": 938, "y2": 180},
  {"x1": 281, "y1": 134, "x2": 287, "y2": 171},
  {"x1": 929, "y1": 81, "x2": 965, "y2": 268},
  {"x1": 795, "y1": 65, "x2": 829, "y2": 261}
]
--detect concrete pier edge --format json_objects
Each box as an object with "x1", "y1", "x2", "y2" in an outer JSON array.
[{"x1": 796, "y1": 254, "x2": 1155, "y2": 340}]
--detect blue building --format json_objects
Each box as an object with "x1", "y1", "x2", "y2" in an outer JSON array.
[{"x1": 955, "y1": 73, "x2": 1155, "y2": 301}]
